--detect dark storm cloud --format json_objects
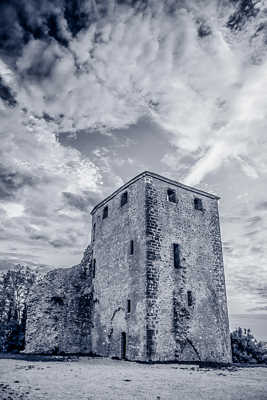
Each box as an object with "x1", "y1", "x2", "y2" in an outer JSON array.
[
  {"x1": 0, "y1": 164, "x2": 36, "y2": 200},
  {"x1": 0, "y1": 0, "x2": 265, "y2": 109},
  {"x1": 0, "y1": 77, "x2": 17, "y2": 107},
  {"x1": 227, "y1": 0, "x2": 260, "y2": 31},
  {"x1": 0, "y1": 0, "x2": 262, "y2": 62},
  {"x1": 0, "y1": 0, "x2": 91, "y2": 56}
]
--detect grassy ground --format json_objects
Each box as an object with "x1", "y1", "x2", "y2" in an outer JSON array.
[{"x1": 0, "y1": 357, "x2": 267, "y2": 400}]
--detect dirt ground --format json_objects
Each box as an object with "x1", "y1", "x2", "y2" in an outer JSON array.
[{"x1": 0, "y1": 357, "x2": 267, "y2": 400}]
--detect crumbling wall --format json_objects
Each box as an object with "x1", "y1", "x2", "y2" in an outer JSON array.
[{"x1": 24, "y1": 246, "x2": 94, "y2": 354}]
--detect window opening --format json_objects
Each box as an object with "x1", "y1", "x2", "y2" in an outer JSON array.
[
  {"x1": 127, "y1": 299, "x2": 131, "y2": 313},
  {"x1": 173, "y1": 243, "x2": 181, "y2": 268},
  {"x1": 187, "y1": 291, "x2": 193, "y2": 307},
  {"x1": 121, "y1": 191, "x2": 128, "y2": 207},
  {"x1": 103, "y1": 205, "x2": 108, "y2": 219},
  {"x1": 167, "y1": 188, "x2": 176, "y2": 203},
  {"x1": 194, "y1": 197, "x2": 203, "y2": 211},
  {"x1": 92, "y1": 223, "x2": 96, "y2": 241},
  {"x1": 92, "y1": 259, "x2": 96, "y2": 278},
  {"x1": 130, "y1": 240, "x2": 134, "y2": 255}
]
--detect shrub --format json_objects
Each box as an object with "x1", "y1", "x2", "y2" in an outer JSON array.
[{"x1": 231, "y1": 327, "x2": 266, "y2": 363}]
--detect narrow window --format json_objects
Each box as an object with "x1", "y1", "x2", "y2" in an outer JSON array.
[
  {"x1": 194, "y1": 197, "x2": 203, "y2": 211},
  {"x1": 127, "y1": 299, "x2": 131, "y2": 313},
  {"x1": 121, "y1": 332, "x2": 126, "y2": 359},
  {"x1": 103, "y1": 205, "x2": 108, "y2": 219},
  {"x1": 130, "y1": 240, "x2": 134, "y2": 255},
  {"x1": 147, "y1": 329, "x2": 154, "y2": 359},
  {"x1": 187, "y1": 290, "x2": 193, "y2": 307},
  {"x1": 167, "y1": 188, "x2": 176, "y2": 203},
  {"x1": 173, "y1": 243, "x2": 181, "y2": 268},
  {"x1": 92, "y1": 259, "x2": 96, "y2": 278},
  {"x1": 92, "y1": 223, "x2": 96, "y2": 241},
  {"x1": 121, "y1": 191, "x2": 128, "y2": 207}
]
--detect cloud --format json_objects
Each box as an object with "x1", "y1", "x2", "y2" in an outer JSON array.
[
  {"x1": 0, "y1": 163, "x2": 37, "y2": 200},
  {"x1": 1, "y1": 1, "x2": 267, "y2": 163},
  {"x1": 0, "y1": 77, "x2": 17, "y2": 107},
  {"x1": 0, "y1": 107, "x2": 103, "y2": 267},
  {"x1": 1, "y1": 0, "x2": 267, "y2": 278},
  {"x1": 62, "y1": 191, "x2": 98, "y2": 212},
  {"x1": 246, "y1": 215, "x2": 262, "y2": 227},
  {"x1": 256, "y1": 201, "x2": 267, "y2": 211},
  {"x1": 222, "y1": 197, "x2": 267, "y2": 314}
]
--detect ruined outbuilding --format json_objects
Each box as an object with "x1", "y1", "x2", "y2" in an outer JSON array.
[
  {"x1": 25, "y1": 246, "x2": 93, "y2": 354},
  {"x1": 25, "y1": 171, "x2": 232, "y2": 363}
]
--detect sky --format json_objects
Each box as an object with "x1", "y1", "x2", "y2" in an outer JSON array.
[{"x1": 0, "y1": 0, "x2": 267, "y2": 339}]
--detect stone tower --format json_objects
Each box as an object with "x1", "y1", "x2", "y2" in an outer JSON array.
[{"x1": 90, "y1": 171, "x2": 232, "y2": 362}]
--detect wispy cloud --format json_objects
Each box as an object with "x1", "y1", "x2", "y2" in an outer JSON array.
[{"x1": 1, "y1": 0, "x2": 267, "y2": 284}]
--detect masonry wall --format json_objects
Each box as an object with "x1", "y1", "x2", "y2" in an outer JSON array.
[
  {"x1": 25, "y1": 246, "x2": 93, "y2": 354},
  {"x1": 144, "y1": 176, "x2": 232, "y2": 363},
  {"x1": 91, "y1": 179, "x2": 147, "y2": 361}
]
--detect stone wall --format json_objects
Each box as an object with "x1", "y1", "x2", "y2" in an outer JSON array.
[
  {"x1": 144, "y1": 175, "x2": 232, "y2": 363},
  {"x1": 24, "y1": 246, "x2": 93, "y2": 354},
  {"x1": 24, "y1": 171, "x2": 232, "y2": 363},
  {"x1": 91, "y1": 178, "x2": 147, "y2": 361}
]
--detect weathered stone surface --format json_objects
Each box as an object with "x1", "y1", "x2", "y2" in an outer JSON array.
[
  {"x1": 24, "y1": 246, "x2": 93, "y2": 354},
  {"x1": 144, "y1": 175, "x2": 232, "y2": 362},
  {"x1": 25, "y1": 171, "x2": 231, "y2": 363},
  {"x1": 90, "y1": 171, "x2": 232, "y2": 362},
  {"x1": 91, "y1": 177, "x2": 147, "y2": 361}
]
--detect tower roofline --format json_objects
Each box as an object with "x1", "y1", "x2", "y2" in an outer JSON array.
[{"x1": 90, "y1": 171, "x2": 220, "y2": 215}]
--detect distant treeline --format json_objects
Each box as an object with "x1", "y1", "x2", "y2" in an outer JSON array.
[
  {"x1": 0, "y1": 265, "x2": 36, "y2": 352},
  {"x1": 231, "y1": 327, "x2": 267, "y2": 364}
]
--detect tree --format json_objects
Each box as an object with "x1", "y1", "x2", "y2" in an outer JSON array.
[
  {"x1": 231, "y1": 327, "x2": 266, "y2": 363},
  {"x1": 0, "y1": 265, "x2": 36, "y2": 352}
]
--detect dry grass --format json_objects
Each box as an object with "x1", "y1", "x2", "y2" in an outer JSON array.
[{"x1": 0, "y1": 357, "x2": 267, "y2": 400}]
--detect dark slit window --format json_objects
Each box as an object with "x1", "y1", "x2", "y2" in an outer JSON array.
[
  {"x1": 103, "y1": 205, "x2": 108, "y2": 219},
  {"x1": 92, "y1": 223, "x2": 96, "y2": 241},
  {"x1": 127, "y1": 299, "x2": 131, "y2": 313},
  {"x1": 194, "y1": 197, "x2": 203, "y2": 211},
  {"x1": 173, "y1": 243, "x2": 181, "y2": 268},
  {"x1": 130, "y1": 240, "x2": 134, "y2": 255},
  {"x1": 121, "y1": 191, "x2": 128, "y2": 207},
  {"x1": 121, "y1": 332, "x2": 126, "y2": 359},
  {"x1": 147, "y1": 329, "x2": 154, "y2": 358},
  {"x1": 167, "y1": 188, "x2": 176, "y2": 203},
  {"x1": 92, "y1": 259, "x2": 96, "y2": 278},
  {"x1": 187, "y1": 290, "x2": 193, "y2": 307}
]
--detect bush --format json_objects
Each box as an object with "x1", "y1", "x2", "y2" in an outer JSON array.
[{"x1": 231, "y1": 327, "x2": 266, "y2": 363}]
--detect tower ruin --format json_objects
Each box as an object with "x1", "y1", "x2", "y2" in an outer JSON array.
[{"x1": 90, "y1": 171, "x2": 232, "y2": 362}]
